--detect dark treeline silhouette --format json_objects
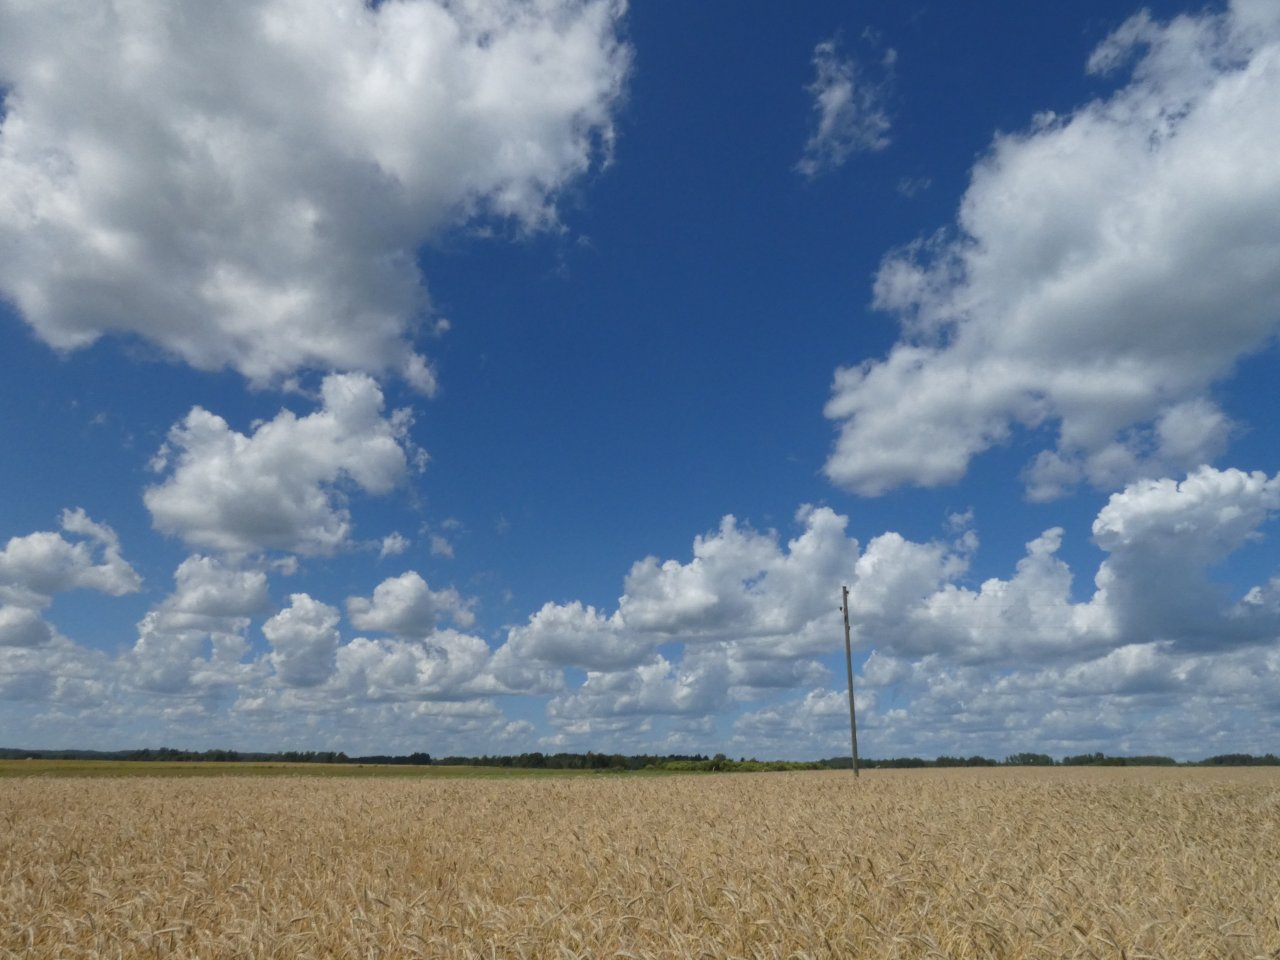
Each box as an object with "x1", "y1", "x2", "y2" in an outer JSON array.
[
  {"x1": 0, "y1": 746, "x2": 356, "y2": 764},
  {"x1": 348, "y1": 752, "x2": 434, "y2": 766},
  {"x1": 1006, "y1": 752, "x2": 1055, "y2": 766},
  {"x1": 1061, "y1": 752, "x2": 1177, "y2": 766},
  {"x1": 3, "y1": 746, "x2": 1277, "y2": 768},
  {"x1": 438, "y1": 751, "x2": 712, "y2": 771},
  {"x1": 824, "y1": 755, "x2": 1001, "y2": 769},
  {"x1": 1199, "y1": 752, "x2": 1280, "y2": 766}
]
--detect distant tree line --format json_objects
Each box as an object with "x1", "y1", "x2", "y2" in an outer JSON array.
[
  {"x1": 1197, "y1": 752, "x2": 1280, "y2": 766},
  {"x1": 436, "y1": 751, "x2": 711, "y2": 771},
  {"x1": 0, "y1": 746, "x2": 362, "y2": 764},
  {"x1": 646, "y1": 754, "x2": 828, "y2": 772},
  {"x1": 1060, "y1": 752, "x2": 1177, "y2": 766},
  {"x1": 2, "y1": 745, "x2": 1276, "y2": 768},
  {"x1": 821, "y1": 755, "x2": 1002, "y2": 769}
]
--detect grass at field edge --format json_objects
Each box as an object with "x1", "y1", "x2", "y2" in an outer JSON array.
[{"x1": 0, "y1": 759, "x2": 603, "y2": 779}]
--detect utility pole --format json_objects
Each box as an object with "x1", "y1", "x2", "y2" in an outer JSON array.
[{"x1": 841, "y1": 585, "x2": 860, "y2": 777}]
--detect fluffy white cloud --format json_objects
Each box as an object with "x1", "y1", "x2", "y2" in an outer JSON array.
[
  {"x1": 0, "y1": 605, "x2": 52, "y2": 648},
  {"x1": 795, "y1": 35, "x2": 893, "y2": 178},
  {"x1": 0, "y1": 512, "x2": 135, "y2": 714},
  {"x1": 9, "y1": 468, "x2": 1279, "y2": 757},
  {"x1": 495, "y1": 506, "x2": 859, "y2": 676},
  {"x1": 825, "y1": 2, "x2": 1280, "y2": 497},
  {"x1": 130, "y1": 555, "x2": 267, "y2": 694},
  {"x1": 545, "y1": 643, "x2": 832, "y2": 748},
  {"x1": 164, "y1": 555, "x2": 270, "y2": 622},
  {"x1": 0, "y1": 636, "x2": 114, "y2": 707},
  {"x1": 835, "y1": 467, "x2": 1280, "y2": 669},
  {"x1": 329, "y1": 631, "x2": 492, "y2": 702},
  {"x1": 733, "y1": 688, "x2": 867, "y2": 755},
  {"x1": 0, "y1": 508, "x2": 141, "y2": 609},
  {"x1": 496, "y1": 507, "x2": 856, "y2": 736},
  {"x1": 263, "y1": 593, "x2": 341, "y2": 688},
  {"x1": 548, "y1": 651, "x2": 730, "y2": 723},
  {"x1": 719, "y1": 466, "x2": 1278, "y2": 758},
  {"x1": 621, "y1": 506, "x2": 856, "y2": 640},
  {"x1": 145, "y1": 373, "x2": 415, "y2": 555},
  {"x1": 726, "y1": 653, "x2": 828, "y2": 698},
  {"x1": 0, "y1": 0, "x2": 630, "y2": 387},
  {"x1": 654, "y1": 508, "x2": 853, "y2": 640},
  {"x1": 843, "y1": 639, "x2": 1280, "y2": 761},
  {"x1": 347, "y1": 571, "x2": 475, "y2": 637},
  {"x1": 729, "y1": 624, "x2": 1280, "y2": 761},
  {"x1": 499, "y1": 601, "x2": 639, "y2": 671},
  {"x1": 0, "y1": 509, "x2": 140, "y2": 654},
  {"x1": 226, "y1": 694, "x2": 523, "y2": 756},
  {"x1": 519, "y1": 464, "x2": 1280, "y2": 756},
  {"x1": 1091, "y1": 466, "x2": 1280, "y2": 650},
  {"x1": 260, "y1": 583, "x2": 545, "y2": 705},
  {"x1": 873, "y1": 527, "x2": 1117, "y2": 665}
]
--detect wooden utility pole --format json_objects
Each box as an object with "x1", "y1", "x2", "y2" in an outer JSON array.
[{"x1": 841, "y1": 585, "x2": 860, "y2": 777}]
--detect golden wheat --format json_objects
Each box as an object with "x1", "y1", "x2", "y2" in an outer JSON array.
[{"x1": 2, "y1": 767, "x2": 1277, "y2": 958}]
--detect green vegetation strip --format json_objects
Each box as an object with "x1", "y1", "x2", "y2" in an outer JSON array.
[{"x1": 0, "y1": 759, "x2": 597, "y2": 779}]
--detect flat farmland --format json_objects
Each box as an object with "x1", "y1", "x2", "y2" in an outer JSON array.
[{"x1": 2, "y1": 768, "x2": 1277, "y2": 958}]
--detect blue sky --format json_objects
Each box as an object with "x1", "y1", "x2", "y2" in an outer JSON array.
[{"x1": 2, "y1": 0, "x2": 1279, "y2": 759}]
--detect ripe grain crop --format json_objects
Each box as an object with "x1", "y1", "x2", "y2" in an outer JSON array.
[{"x1": 2, "y1": 767, "x2": 1277, "y2": 958}]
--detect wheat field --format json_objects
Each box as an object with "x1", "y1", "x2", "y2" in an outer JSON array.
[{"x1": 2, "y1": 767, "x2": 1277, "y2": 958}]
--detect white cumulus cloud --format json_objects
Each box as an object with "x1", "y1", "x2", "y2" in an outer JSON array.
[
  {"x1": 0, "y1": 509, "x2": 141, "y2": 650},
  {"x1": 824, "y1": 2, "x2": 1280, "y2": 497},
  {"x1": 145, "y1": 372, "x2": 414, "y2": 556},
  {"x1": 263, "y1": 593, "x2": 341, "y2": 689},
  {"x1": 620, "y1": 505, "x2": 855, "y2": 641},
  {"x1": 834, "y1": 467, "x2": 1280, "y2": 669},
  {"x1": 1091, "y1": 466, "x2": 1280, "y2": 650},
  {"x1": 517, "y1": 465, "x2": 1280, "y2": 756},
  {"x1": 0, "y1": 508, "x2": 141, "y2": 608},
  {"x1": 129, "y1": 555, "x2": 267, "y2": 694},
  {"x1": 329, "y1": 631, "x2": 492, "y2": 702},
  {"x1": 548, "y1": 651, "x2": 730, "y2": 723},
  {"x1": 258, "y1": 583, "x2": 544, "y2": 707},
  {"x1": 498, "y1": 601, "x2": 638, "y2": 672},
  {"x1": 347, "y1": 571, "x2": 476, "y2": 637},
  {"x1": 495, "y1": 507, "x2": 858, "y2": 735},
  {"x1": 0, "y1": 511, "x2": 137, "y2": 711},
  {"x1": 495, "y1": 505, "x2": 860, "y2": 676},
  {"x1": 0, "y1": 605, "x2": 52, "y2": 649},
  {"x1": 0, "y1": 0, "x2": 630, "y2": 388}
]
